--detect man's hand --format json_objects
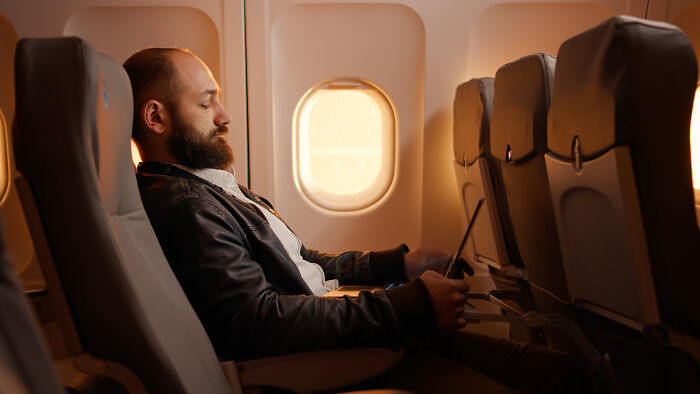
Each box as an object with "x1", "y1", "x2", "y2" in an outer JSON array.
[
  {"x1": 419, "y1": 270, "x2": 470, "y2": 329},
  {"x1": 404, "y1": 248, "x2": 451, "y2": 280}
]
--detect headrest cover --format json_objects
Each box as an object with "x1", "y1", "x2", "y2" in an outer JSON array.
[
  {"x1": 490, "y1": 53, "x2": 555, "y2": 163},
  {"x1": 95, "y1": 54, "x2": 139, "y2": 216},
  {"x1": 548, "y1": 16, "x2": 698, "y2": 160},
  {"x1": 453, "y1": 77, "x2": 494, "y2": 165}
]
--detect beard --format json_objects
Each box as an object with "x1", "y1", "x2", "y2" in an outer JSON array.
[{"x1": 167, "y1": 110, "x2": 234, "y2": 170}]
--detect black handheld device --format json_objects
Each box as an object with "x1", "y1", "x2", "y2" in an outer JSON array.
[{"x1": 445, "y1": 198, "x2": 484, "y2": 279}]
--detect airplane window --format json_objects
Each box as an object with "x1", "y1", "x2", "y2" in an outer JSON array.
[
  {"x1": 691, "y1": 86, "x2": 700, "y2": 190},
  {"x1": 294, "y1": 79, "x2": 396, "y2": 211},
  {"x1": 0, "y1": 110, "x2": 8, "y2": 203}
]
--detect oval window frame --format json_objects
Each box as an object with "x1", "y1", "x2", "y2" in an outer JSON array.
[
  {"x1": 293, "y1": 78, "x2": 398, "y2": 212},
  {"x1": 691, "y1": 84, "x2": 700, "y2": 190},
  {"x1": 0, "y1": 110, "x2": 9, "y2": 205}
]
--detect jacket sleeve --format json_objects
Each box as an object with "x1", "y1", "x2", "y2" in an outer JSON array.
[
  {"x1": 301, "y1": 245, "x2": 409, "y2": 285},
  {"x1": 253, "y1": 190, "x2": 409, "y2": 285},
  {"x1": 154, "y1": 196, "x2": 414, "y2": 361}
]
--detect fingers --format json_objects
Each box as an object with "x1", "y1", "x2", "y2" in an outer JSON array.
[
  {"x1": 446, "y1": 257, "x2": 475, "y2": 278},
  {"x1": 432, "y1": 256, "x2": 450, "y2": 275},
  {"x1": 454, "y1": 277, "x2": 471, "y2": 292},
  {"x1": 454, "y1": 305, "x2": 464, "y2": 317},
  {"x1": 420, "y1": 271, "x2": 472, "y2": 330},
  {"x1": 456, "y1": 317, "x2": 467, "y2": 329},
  {"x1": 406, "y1": 248, "x2": 455, "y2": 279},
  {"x1": 457, "y1": 257, "x2": 475, "y2": 277},
  {"x1": 421, "y1": 270, "x2": 442, "y2": 280}
]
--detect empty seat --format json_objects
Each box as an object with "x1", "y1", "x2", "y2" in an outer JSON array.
[
  {"x1": 546, "y1": 15, "x2": 700, "y2": 392},
  {"x1": 453, "y1": 78, "x2": 523, "y2": 279},
  {"x1": 490, "y1": 53, "x2": 579, "y2": 351},
  {"x1": 453, "y1": 78, "x2": 544, "y2": 343}
]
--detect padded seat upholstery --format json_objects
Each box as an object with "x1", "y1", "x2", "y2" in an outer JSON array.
[
  {"x1": 13, "y1": 37, "x2": 235, "y2": 394},
  {"x1": 546, "y1": 16, "x2": 700, "y2": 338},
  {"x1": 490, "y1": 53, "x2": 580, "y2": 351},
  {"x1": 490, "y1": 53, "x2": 571, "y2": 307},
  {"x1": 453, "y1": 78, "x2": 495, "y2": 167},
  {"x1": 453, "y1": 78, "x2": 545, "y2": 343},
  {"x1": 452, "y1": 78, "x2": 522, "y2": 273},
  {"x1": 0, "y1": 221, "x2": 63, "y2": 394}
]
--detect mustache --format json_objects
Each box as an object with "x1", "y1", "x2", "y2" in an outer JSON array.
[{"x1": 210, "y1": 124, "x2": 229, "y2": 138}]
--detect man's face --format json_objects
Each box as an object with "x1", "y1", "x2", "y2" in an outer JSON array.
[{"x1": 166, "y1": 52, "x2": 233, "y2": 170}]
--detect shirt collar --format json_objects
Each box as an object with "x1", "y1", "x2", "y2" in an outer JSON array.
[{"x1": 174, "y1": 164, "x2": 240, "y2": 196}]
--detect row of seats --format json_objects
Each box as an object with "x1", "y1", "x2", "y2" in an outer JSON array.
[{"x1": 453, "y1": 15, "x2": 700, "y2": 392}]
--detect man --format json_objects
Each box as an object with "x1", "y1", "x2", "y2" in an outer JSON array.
[{"x1": 124, "y1": 48, "x2": 592, "y2": 393}]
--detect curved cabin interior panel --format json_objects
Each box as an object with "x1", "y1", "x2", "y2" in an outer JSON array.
[{"x1": 0, "y1": 0, "x2": 699, "y2": 393}]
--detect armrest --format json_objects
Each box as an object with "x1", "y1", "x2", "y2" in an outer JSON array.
[
  {"x1": 225, "y1": 347, "x2": 403, "y2": 393},
  {"x1": 55, "y1": 354, "x2": 147, "y2": 394}
]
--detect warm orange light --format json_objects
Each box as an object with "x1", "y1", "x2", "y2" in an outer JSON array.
[
  {"x1": 130, "y1": 140, "x2": 142, "y2": 168},
  {"x1": 304, "y1": 89, "x2": 384, "y2": 194},
  {"x1": 0, "y1": 111, "x2": 7, "y2": 203},
  {"x1": 691, "y1": 87, "x2": 700, "y2": 190},
  {"x1": 294, "y1": 80, "x2": 396, "y2": 211}
]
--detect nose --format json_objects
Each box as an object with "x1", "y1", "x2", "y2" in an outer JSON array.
[{"x1": 215, "y1": 102, "x2": 232, "y2": 127}]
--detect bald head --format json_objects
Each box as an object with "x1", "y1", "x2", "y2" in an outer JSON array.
[
  {"x1": 123, "y1": 47, "x2": 233, "y2": 169},
  {"x1": 123, "y1": 47, "x2": 188, "y2": 142}
]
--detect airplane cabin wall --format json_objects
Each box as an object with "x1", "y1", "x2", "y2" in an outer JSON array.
[
  {"x1": 246, "y1": 0, "x2": 647, "y2": 257},
  {"x1": 269, "y1": 2, "x2": 424, "y2": 252}
]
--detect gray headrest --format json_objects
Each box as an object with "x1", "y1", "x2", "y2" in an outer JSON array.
[
  {"x1": 547, "y1": 15, "x2": 698, "y2": 159},
  {"x1": 95, "y1": 54, "x2": 140, "y2": 216},
  {"x1": 491, "y1": 54, "x2": 555, "y2": 163},
  {"x1": 453, "y1": 78, "x2": 494, "y2": 166}
]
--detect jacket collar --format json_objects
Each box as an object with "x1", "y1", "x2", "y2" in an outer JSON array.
[
  {"x1": 138, "y1": 161, "x2": 196, "y2": 179},
  {"x1": 137, "y1": 161, "x2": 263, "y2": 213},
  {"x1": 137, "y1": 161, "x2": 233, "y2": 194}
]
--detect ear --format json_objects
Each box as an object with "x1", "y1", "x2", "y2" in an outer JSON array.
[{"x1": 141, "y1": 99, "x2": 170, "y2": 135}]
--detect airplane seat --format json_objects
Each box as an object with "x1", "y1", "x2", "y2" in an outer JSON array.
[
  {"x1": 13, "y1": 36, "x2": 235, "y2": 394},
  {"x1": 452, "y1": 78, "x2": 541, "y2": 344},
  {"x1": 0, "y1": 215, "x2": 63, "y2": 394},
  {"x1": 453, "y1": 77, "x2": 522, "y2": 277},
  {"x1": 13, "y1": 36, "x2": 407, "y2": 394},
  {"x1": 546, "y1": 15, "x2": 700, "y2": 391},
  {"x1": 489, "y1": 53, "x2": 581, "y2": 353}
]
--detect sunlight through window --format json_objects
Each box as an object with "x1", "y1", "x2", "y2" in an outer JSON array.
[
  {"x1": 295, "y1": 80, "x2": 396, "y2": 211},
  {"x1": 0, "y1": 111, "x2": 8, "y2": 203},
  {"x1": 691, "y1": 86, "x2": 700, "y2": 190},
  {"x1": 130, "y1": 139, "x2": 142, "y2": 168}
]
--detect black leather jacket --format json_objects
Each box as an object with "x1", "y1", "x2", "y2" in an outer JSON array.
[{"x1": 136, "y1": 162, "x2": 433, "y2": 361}]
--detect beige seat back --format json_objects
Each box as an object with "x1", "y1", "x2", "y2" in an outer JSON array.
[
  {"x1": 489, "y1": 54, "x2": 581, "y2": 351},
  {"x1": 546, "y1": 16, "x2": 700, "y2": 338},
  {"x1": 13, "y1": 37, "x2": 236, "y2": 394},
  {"x1": 453, "y1": 78, "x2": 523, "y2": 277}
]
